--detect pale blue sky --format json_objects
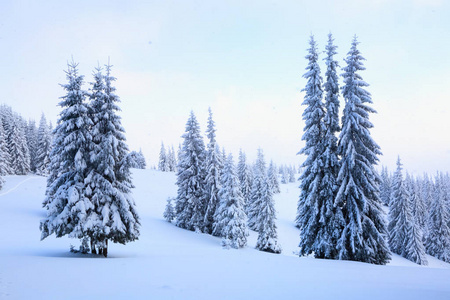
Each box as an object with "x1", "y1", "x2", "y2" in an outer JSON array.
[{"x1": 1, "y1": 0, "x2": 449, "y2": 174}]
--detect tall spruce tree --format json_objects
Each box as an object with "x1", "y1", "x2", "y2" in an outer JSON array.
[
  {"x1": 35, "y1": 114, "x2": 52, "y2": 175},
  {"x1": 214, "y1": 154, "x2": 248, "y2": 248},
  {"x1": 40, "y1": 62, "x2": 93, "y2": 244},
  {"x1": 255, "y1": 176, "x2": 282, "y2": 254},
  {"x1": 267, "y1": 160, "x2": 280, "y2": 194},
  {"x1": 426, "y1": 173, "x2": 450, "y2": 262},
  {"x1": 8, "y1": 114, "x2": 30, "y2": 175},
  {"x1": 404, "y1": 173, "x2": 428, "y2": 265},
  {"x1": 297, "y1": 35, "x2": 343, "y2": 259},
  {"x1": 159, "y1": 142, "x2": 169, "y2": 172},
  {"x1": 388, "y1": 157, "x2": 410, "y2": 255},
  {"x1": 335, "y1": 36, "x2": 390, "y2": 265},
  {"x1": 237, "y1": 149, "x2": 252, "y2": 209},
  {"x1": 175, "y1": 111, "x2": 207, "y2": 232},
  {"x1": 0, "y1": 118, "x2": 11, "y2": 176},
  {"x1": 248, "y1": 148, "x2": 267, "y2": 231},
  {"x1": 204, "y1": 108, "x2": 223, "y2": 235},
  {"x1": 84, "y1": 64, "x2": 140, "y2": 256},
  {"x1": 26, "y1": 119, "x2": 38, "y2": 173},
  {"x1": 380, "y1": 166, "x2": 392, "y2": 206}
]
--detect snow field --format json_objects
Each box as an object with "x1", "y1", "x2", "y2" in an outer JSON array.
[{"x1": 0, "y1": 170, "x2": 449, "y2": 299}]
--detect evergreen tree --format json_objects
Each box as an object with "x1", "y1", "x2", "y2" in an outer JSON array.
[
  {"x1": 426, "y1": 173, "x2": 450, "y2": 262},
  {"x1": 82, "y1": 64, "x2": 140, "y2": 256},
  {"x1": 158, "y1": 142, "x2": 169, "y2": 172},
  {"x1": 35, "y1": 114, "x2": 52, "y2": 175},
  {"x1": 7, "y1": 114, "x2": 30, "y2": 175},
  {"x1": 137, "y1": 149, "x2": 147, "y2": 169},
  {"x1": 297, "y1": 35, "x2": 343, "y2": 259},
  {"x1": 204, "y1": 108, "x2": 223, "y2": 235},
  {"x1": 380, "y1": 166, "x2": 392, "y2": 206},
  {"x1": 163, "y1": 197, "x2": 176, "y2": 223},
  {"x1": 255, "y1": 177, "x2": 282, "y2": 254},
  {"x1": 214, "y1": 154, "x2": 248, "y2": 248},
  {"x1": 0, "y1": 118, "x2": 12, "y2": 176},
  {"x1": 175, "y1": 111, "x2": 207, "y2": 232},
  {"x1": 40, "y1": 62, "x2": 94, "y2": 246},
  {"x1": 247, "y1": 148, "x2": 267, "y2": 231},
  {"x1": 167, "y1": 146, "x2": 177, "y2": 172},
  {"x1": 267, "y1": 160, "x2": 280, "y2": 194},
  {"x1": 237, "y1": 149, "x2": 252, "y2": 212},
  {"x1": 281, "y1": 166, "x2": 289, "y2": 184},
  {"x1": 404, "y1": 173, "x2": 428, "y2": 265},
  {"x1": 388, "y1": 158, "x2": 410, "y2": 255},
  {"x1": 26, "y1": 119, "x2": 38, "y2": 173},
  {"x1": 335, "y1": 37, "x2": 390, "y2": 265}
]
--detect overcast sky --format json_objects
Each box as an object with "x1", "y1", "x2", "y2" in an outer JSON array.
[{"x1": 1, "y1": 0, "x2": 449, "y2": 174}]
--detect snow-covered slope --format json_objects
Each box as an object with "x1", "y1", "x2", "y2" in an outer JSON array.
[{"x1": 0, "y1": 170, "x2": 449, "y2": 300}]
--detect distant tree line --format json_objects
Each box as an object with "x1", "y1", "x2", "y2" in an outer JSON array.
[
  {"x1": 0, "y1": 105, "x2": 53, "y2": 190},
  {"x1": 382, "y1": 158, "x2": 450, "y2": 265}
]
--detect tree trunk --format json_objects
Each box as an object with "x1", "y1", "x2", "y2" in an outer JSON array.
[
  {"x1": 103, "y1": 239, "x2": 108, "y2": 258},
  {"x1": 90, "y1": 239, "x2": 97, "y2": 255}
]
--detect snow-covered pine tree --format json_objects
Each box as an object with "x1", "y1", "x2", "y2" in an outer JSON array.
[
  {"x1": 167, "y1": 146, "x2": 177, "y2": 172},
  {"x1": 267, "y1": 160, "x2": 280, "y2": 194},
  {"x1": 297, "y1": 35, "x2": 344, "y2": 259},
  {"x1": 0, "y1": 118, "x2": 12, "y2": 176},
  {"x1": 237, "y1": 149, "x2": 252, "y2": 210},
  {"x1": 426, "y1": 173, "x2": 450, "y2": 262},
  {"x1": 175, "y1": 111, "x2": 207, "y2": 232},
  {"x1": 40, "y1": 62, "x2": 93, "y2": 246},
  {"x1": 247, "y1": 148, "x2": 267, "y2": 231},
  {"x1": 335, "y1": 36, "x2": 390, "y2": 265},
  {"x1": 214, "y1": 154, "x2": 248, "y2": 248},
  {"x1": 7, "y1": 114, "x2": 30, "y2": 175},
  {"x1": 203, "y1": 108, "x2": 223, "y2": 235},
  {"x1": 404, "y1": 172, "x2": 427, "y2": 265},
  {"x1": 84, "y1": 64, "x2": 140, "y2": 257},
  {"x1": 255, "y1": 176, "x2": 282, "y2": 254},
  {"x1": 137, "y1": 149, "x2": 147, "y2": 169},
  {"x1": 35, "y1": 114, "x2": 52, "y2": 175},
  {"x1": 281, "y1": 166, "x2": 289, "y2": 184},
  {"x1": 388, "y1": 157, "x2": 411, "y2": 255},
  {"x1": 158, "y1": 142, "x2": 169, "y2": 172},
  {"x1": 163, "y1": 197, "x2": 176, "y2": 223},
  {"x1": 288, "y1": 165, "x2": 296, "y2": 183},
  {"x1": 26, "y1": 119, "x2": 38, "y2": 173},
  {"x1": 380, "y1": 166, "x2": 392, "y2": 206}
]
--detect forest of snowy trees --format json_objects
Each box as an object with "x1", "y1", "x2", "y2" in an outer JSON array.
[
  {"x1": 0, "y1": 105, "x2": 53, "y2": 190},
  {"x1": 163, "y1": 109, "x2": 282, "y2": 253}
]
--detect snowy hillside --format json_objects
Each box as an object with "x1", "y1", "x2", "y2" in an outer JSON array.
[{"x1": 0, "y1": 170, "x2": 449, "y2": 300}]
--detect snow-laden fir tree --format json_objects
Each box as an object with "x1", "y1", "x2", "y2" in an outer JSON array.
[
  {"x1": 35, "y1": 114, "x2": 52, "y2": 175},
  {"x1": 7, "y1": 114, "x2": 30, "y2": 175},
  {"x1": 167, "y1": 146, "x2": 177, "y2": 172},
  {"x1": 388, "y1": 158, "x2": 411, "y2": 255},
  {"x1": 159, "y1": 142, "x2": 169, "y2": 172},
  {"x1": 335, "y1": 36, "x2": 390, "y2": 265},
  {"x1": 26, "y1": 119, "x2": 38, "y2": 173},
  {"x1": 203, "y1": 108, "x2": 223, "y2": 235},
  {"x1": 127, "y1": 150, "x2": 146, "y2": 169},
  {"x1": 214, "y1": 154, "x2": 248, "y2": 248},
  {"x1": 247, "y1": 148, "x2": 267, "y2": 231},
  {"x1": 288, "y1": 165, "x2": 296, "y2": 183},
  {"x1": 175, "y1": 111, "x2": 207, "y2": 232},
  {"x1": 296, "y1": 37, "x2": 343, "y2": 259},
  {"x1": 164, "y1": 197, "x2": 176, "y2": 223},
  {"x1": 237, "y1": 149, "x2": 252, "y2": 208},
  {"x1": 137, "y1": 149, "x2": 147, "y2": 169},
  {"x1": 426, "y1": 173, "x2": 450, "y2": 262},
  {"x1": 410, "y1": 176, "x2": 427, "y2": 232},
  {"x1": 404, "y1": 172, "x2": 427, "y2": 265},
  {"x1": 267, "y1": 160, "x2": 280, "y2": 194},
  {"x1": 83, "y1": 64, "x2": 140, "y2": 256},
  {"x1": 40, "y1": 62, "x2": 93, "y2": 246},
  {"x1": 380, "y1": 166, "x2": 392, "y2": 206},
  {"x1": 255, "y1": 175, "x2": 282, "y2": 254},
  {"x1": 0, "y1": 118, "x2": 12, "y2": 176},
  {"x1": 281, "y1": 166, "x2": 289, "y2": 184}
]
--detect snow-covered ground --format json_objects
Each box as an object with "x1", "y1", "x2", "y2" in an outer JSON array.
[{"x1": 0, "y1": 170, "x2": 449, "y2": 300}]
